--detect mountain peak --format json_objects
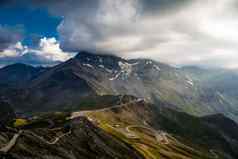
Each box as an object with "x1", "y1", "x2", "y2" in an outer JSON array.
[
  {"x1": 75, "y1": 51, "x2": 125, "y2": 70},
  {"x1": 75, "y1": 51, "x2": 123, "y2": 60},
  {"x1": 75, "y1": 51, "x2": 95, "y2": 58}
]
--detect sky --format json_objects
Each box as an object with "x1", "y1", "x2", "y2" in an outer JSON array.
[{"x1": 0, "y1": 0, "x2": 238, "y2": 69}]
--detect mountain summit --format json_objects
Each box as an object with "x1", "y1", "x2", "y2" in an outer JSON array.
[{"x1": 75, "y1": 51, "x2": 125, "y2": 70}]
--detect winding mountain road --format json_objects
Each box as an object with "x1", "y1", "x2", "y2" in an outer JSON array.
[
  {"x1": 71, "y1": 102, "x2": 171, "y2": 146},
  {"x1": 126, "y1": 125, "x2": 169, "y2": 145},
  {"x1": 107, "y1": 123, "x2": 169, "y2": 145}
]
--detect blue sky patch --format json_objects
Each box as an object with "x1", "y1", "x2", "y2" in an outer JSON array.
[{"x1": 0, "y1": 6, "x2": 61, "y2": 46}]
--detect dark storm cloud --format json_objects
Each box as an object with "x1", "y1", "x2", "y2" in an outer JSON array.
[
  {"x1": 0, "y1": 26, "x2": 24, "y2": 51},
  {"x1": 19, "y1": 0, "x2": 191, "y2": 15},
  {"x1": 17, "y1": 0, "x2": 99, "y2": 15},
  {"x1": 24, "y1": 0, "x2": 193, "y2": 53},
  {"x1": 139, "y1": 0, "x2": 193, "y2": 15}
]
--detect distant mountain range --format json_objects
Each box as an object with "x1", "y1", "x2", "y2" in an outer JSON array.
[{"x1": 0, "y1": 51, "x2": 238, "y2": 122}]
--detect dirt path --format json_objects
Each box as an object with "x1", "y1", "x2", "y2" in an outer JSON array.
[
  {"x1": 26, "y1": 129, "x2": 71, "y2": 145},
  {"x1": 0, "y1": 130, "x2": 23, "y2": 153},
  {"x1": 0, "y1": 127, "x2": 71, "y2": 154},
  {"x1": 70, "y1": 99, "x2": 143, "y2": 119},
  {"x1": 209, "y1": 149, "x2": 219, "y2": 159}
]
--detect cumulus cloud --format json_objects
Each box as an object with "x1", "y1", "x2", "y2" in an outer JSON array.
[
  {"x1": 32, "y1": 37, "x2": 73, "y2": 62},
  {"x1": 0, "y1": 37, "x2": 75, "y2": 66},
  {"x1": 0, "y1": 42, "x2": 27, "y2": 58}
]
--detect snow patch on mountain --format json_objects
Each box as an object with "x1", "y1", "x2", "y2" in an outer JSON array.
[
  {"x1": 99, "y1": 58, "x2": 103, "y2": 63},
  {"x1": 83, "y1": 63, "x2": 94, "y2": 68},
  {"x1": 109, "y1": 72, "x2": 121, "y2": 81},
  {"x1": 153, "y1": 65, "x2": 160, "y2": 71},
  {"x1": 216, "y1": 91, "x2": 226, "y2": 104},
  {"x1": 217, "y1": 91, "x2": 225, "y2": 100},
  {"x1": 109, "y1": 61, "x2": 138, "y2": 80},
  {"x1": 105, "y1": 68, "x2": 113, "y2": 73},
  {"x1": 146, "y1": 60, "x2": 153, "y2": 65},
  {"x1": 186, "y1": 75, "x2": 194, "y2": 86},
  {"x1": 187, "y1": 80, "x2": 194, "y2": 86},
  {"x1": 119, "y1": 61, "x2": 133, "y2": 77},
  {"x1": 98, "y1": 65, "x2": 104, "y2": 68}
]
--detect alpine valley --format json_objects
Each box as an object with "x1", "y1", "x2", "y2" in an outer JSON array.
[{"x1": 0, "y1": 51, "x2": 238, "y2": 159}]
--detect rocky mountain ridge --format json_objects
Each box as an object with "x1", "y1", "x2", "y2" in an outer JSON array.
[{"x1": 0, "y1": 51, "x2": 238, "y2": 122}]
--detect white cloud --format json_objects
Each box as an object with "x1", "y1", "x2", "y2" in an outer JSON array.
[
  {"x1": 0, "y1": 42, "x2": 27, "y2": 58},
  {"x1": 55, "y1": 0, "x2": 238, "y2": 69},
  {"x1": 0, "y1": 37, "x2": 75, "y2": 66},
  {"x1": 31, "y1": 37, "x2": 74, "y2": 61}
]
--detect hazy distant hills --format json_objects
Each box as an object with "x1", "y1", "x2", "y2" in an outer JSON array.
[{"x1": 0, "y1": 51, "x2": 237, "y2": 122}]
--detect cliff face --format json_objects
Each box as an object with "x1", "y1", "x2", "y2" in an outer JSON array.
[{"x1": 0, "y1": 117, "x2": 144, "y2": 159}]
